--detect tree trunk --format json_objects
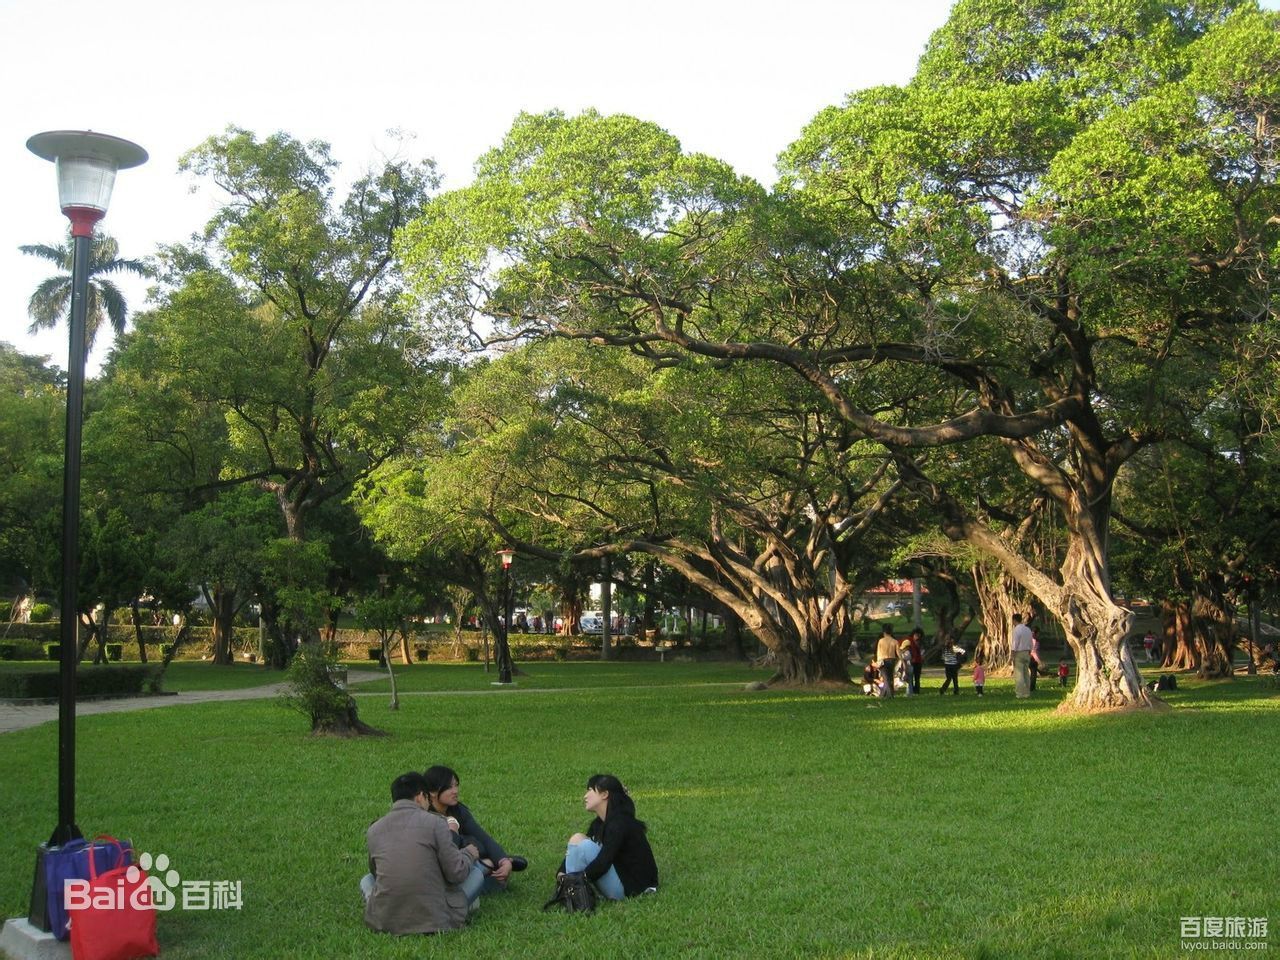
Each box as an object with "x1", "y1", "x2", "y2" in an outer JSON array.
[
  {"x1": 771, "y1": 633, "x2": 852, "y2": 685},
  {"x1": 313, "y1": 695, "x2": 387, "y2": 736},
  {"x1": 724, "y1": 610, "x2": 747, "y2": 660},
  {"x1": 381, "y1": 634, "x2": 399, "y2": 710},
  {"x1": 601, "y1": 556, "x2": 612, "y2": 661},
  {"x1": 641, "y1": 560, "x2": 656, "y2": 633},
  {"x1": 1053, "y1": 573, "x2": 1152, "y2": 712},
  {"x1": 971, "y1": 561, "x2": 1025, "y2": 675},
  {"x1": 130, "y1": 601, "x2": 149, "y2": 663},
  {"x1": 1161, "y1": 601, "x2": 1195, "y2": 669},
  {"x1": 398, "y1": 625, "x2": 413, "y2": 666},
  {"x1": 1191, "y1": 591, "x2": 1235, "y2": 679},
  {"x1": 77, "y1": 611, "x2": 101, "y2": 663},
  {"x1": 209, "y1": 585, "x2": 237, "y2": 666}
]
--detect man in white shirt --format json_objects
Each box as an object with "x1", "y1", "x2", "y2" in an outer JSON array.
[{"x1": 1011, "y1": 613, "x2": 1034, "y2": 698}]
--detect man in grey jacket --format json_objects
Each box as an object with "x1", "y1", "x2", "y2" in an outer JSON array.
[{"x1": 363, "y1": 772, "x2": 479, "y2": 935}]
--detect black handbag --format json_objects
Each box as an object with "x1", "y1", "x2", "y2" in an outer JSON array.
[{"x1": 543, "y1": 871, "x2": 597, "y2": 913}]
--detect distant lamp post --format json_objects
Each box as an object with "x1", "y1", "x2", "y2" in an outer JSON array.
[
  {"x1": 27, "y1": 130, "x2": 147, "y2": 845},
  {"x1": 495, "y1": 549, "x2": 515, "y2": 684}
]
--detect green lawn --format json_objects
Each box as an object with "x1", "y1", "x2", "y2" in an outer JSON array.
[
  {"x1": 0, "y1": 665, "x2": 1275, "y2": 959},
  {"x1": 351, "y1": 659, "x2": 765, "y2": 694}
]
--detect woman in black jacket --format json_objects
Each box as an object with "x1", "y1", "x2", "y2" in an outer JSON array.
[{"x1": 559, "y1": 774, "x2": 658, "y2": 899}]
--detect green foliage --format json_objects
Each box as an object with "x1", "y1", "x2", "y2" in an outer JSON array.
[
  {"x1": 27, "y1": 603, "x2": 52, "y2": 623},
  {"x1": 19, "y1": 232, "x2": 151, "y2": 355},
  {"x1": 282, "y1": 644, "x2": 349, "y2": 731}
]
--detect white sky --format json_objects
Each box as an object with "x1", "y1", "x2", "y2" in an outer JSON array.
[{"x1": 0, "y1": 0, "x2": 999, "y2": 371}]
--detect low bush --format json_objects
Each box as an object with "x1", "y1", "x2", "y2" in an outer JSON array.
[
  {"x1": 0, "y1": 665, "x2": 161, "y2": 699},
  {"x1": 106, "y1": 643, "x2": 123, "y2": 661},
  {"x1": 43, "y1": 643, "x2": 60, "y2": 661},
  {"x1": 0, "y1": 644, "x2": 14, "y2": 661},
  {"x1": 0, "y1": 601, "x2": 11, "y2": 621},
  {"x1": 28, "y1": 603, "x2": 54, "y2": 623}
]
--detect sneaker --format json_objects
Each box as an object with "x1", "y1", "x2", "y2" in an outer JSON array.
[{"x1": 508, "y1": 855, "x2": 528, "y2": 872}]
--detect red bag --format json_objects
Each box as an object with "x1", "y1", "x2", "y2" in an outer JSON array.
[{"x1": 68, "y1": 836, "x2": 159, "y2": 960}]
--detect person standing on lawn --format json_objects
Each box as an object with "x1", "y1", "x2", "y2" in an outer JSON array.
[
  {"x1": 1012, "y1": 614, "x2": 1034, "y2": 698},
  {"x1": 973, "y1": 653, "x2": 986, "y2": 697},
  {"x1": 423, "y1": 765, "x2": 527, "y2": 903},
  {"x1": 363, "y1": 772, "x2": 478, "y2": 936},
  {"x1": 1029, "y1": 628, "x2": 1042, "y2": 692},
  {"x1": 905, "y1": 627, "x2": 925, "y2": 694},
  {"x1": 876, "y1": 624, "x2": 900, "y2": 699},
  {"x1": 939, "y1": 637, "x2": 966, "y2": 694},
  {"x1": 559, "y1": 774, "x2": 658, "y2": 900}
]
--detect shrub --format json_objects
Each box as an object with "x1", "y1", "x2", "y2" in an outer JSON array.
[
  {"x1": 0, "y1": 665, "x2": 161, "y2": 699},
  {"x1": 44, "y1": 643, "x2": 61, "y2": 661},
  {"x1": 464, "y1": 645, "x2": 480, "y2": 662},
  {"x1": 0, "y1": 600, "x2": 11, "y2": 621},
  {"x1": 106, "y1": 643, "x2": 123, "y2": 661},
  {"x1": 0, "y1": 644, "x2": 15, "y2": 661},
  {"x1": 414, "y1": 645, "x2": 429, "y2": 662},
  {"x1": 283, "y1": 645, "x2": 353, "y2": 733},
  {"x1": 29, "y1": 603, "x2": 54, "y2": 623}
]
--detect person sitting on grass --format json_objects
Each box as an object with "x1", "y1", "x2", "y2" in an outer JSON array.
[
  {"x1": 363, "y1": 771, "x2": 477, "y2": 936},
  {"x1": 559, "y1": 774, "x2": 658, "y2": 900},
  {"x1": 423, "y1": 765, "x2": 527, "y2": 903},
  {"x1": 862, "y1": 660, "x2": 880, "y2": 696}
]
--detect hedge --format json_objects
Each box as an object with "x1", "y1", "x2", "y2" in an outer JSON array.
[{"x1": 0, "y1": 665, "x2": 162, "y2": 699}]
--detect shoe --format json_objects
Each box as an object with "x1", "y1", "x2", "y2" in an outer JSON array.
[{"x1": 508, "y1": 855, "x2": 528, "y2": 872}]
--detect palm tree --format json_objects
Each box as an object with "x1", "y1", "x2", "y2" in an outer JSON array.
[{"x1": 20, "y1": 233, "x2": 151, "y2": 357}]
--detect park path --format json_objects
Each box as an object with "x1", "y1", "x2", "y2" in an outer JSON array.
[
  {"x1": 0, "y1": 673, "x2": 757, "y2": 735},
  {"x1": 0, "y1": 669, "x2": 387, "y2": 735}
]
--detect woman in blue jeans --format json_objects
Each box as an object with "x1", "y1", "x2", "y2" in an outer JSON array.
[
  {"x1": 559, "y1": 774, "x2": 658, "y2": 900},
  {"x1": 423, "y1": 764, "x2": 527, "y2": 903}
]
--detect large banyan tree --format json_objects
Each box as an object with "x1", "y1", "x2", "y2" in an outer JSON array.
[{"x1": 399, "y1": 0, "x2": 1280, "y2": 710}]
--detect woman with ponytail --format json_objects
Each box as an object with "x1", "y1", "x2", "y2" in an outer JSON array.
[{"x1": 558, "y1": 774, "x2": 658, "y2": 900}]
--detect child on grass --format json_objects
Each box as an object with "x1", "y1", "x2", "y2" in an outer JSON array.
[
  {"x1": 1058, "y1": 657, "x2": 1070, "y2": 686},
  {"x1": 973, "y1": 654, "x2": 986, "y2": 697}
]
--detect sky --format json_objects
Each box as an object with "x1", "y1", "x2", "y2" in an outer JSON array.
[{"x1": 0, "y1": 0, "x2": 977, "y2": 371}]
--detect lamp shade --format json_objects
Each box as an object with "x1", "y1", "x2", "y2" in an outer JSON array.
[
  {"x1": 27, "y1": 131, "x2": 147, "y2": 229},
  {"x1": 497, "y1": 548, "x2": 515, "y2": 569}
]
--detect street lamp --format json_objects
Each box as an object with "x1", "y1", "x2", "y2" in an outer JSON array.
[
  {"x1": 27, "y1": 130, "x2": 147, "y2": 845},
  {"x1": 495, "y1": 549, "x2": 515, "y2": 684}
]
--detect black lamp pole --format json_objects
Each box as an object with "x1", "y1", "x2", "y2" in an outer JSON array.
[
  {"x1": 496, "y1": 549, "x2": 515, "y2": 684},
  {"x1": 52, "y1": 230, "x2": 93, "y2": 844},
  {"x1": 26, "y1": 131, "x2": 147, "y2": 846}
]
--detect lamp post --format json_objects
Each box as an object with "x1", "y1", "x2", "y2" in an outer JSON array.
[
  {"x1": 495, "y1": 549, "x2": 515, "y2": 684},
  {"x1": 27, "y1": 131, "x2": 147, "y2": 845}
]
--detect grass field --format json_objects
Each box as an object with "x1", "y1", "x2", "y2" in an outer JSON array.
[{"x1": 1, "y1": 662, "x2": 1275, "y2": 959}]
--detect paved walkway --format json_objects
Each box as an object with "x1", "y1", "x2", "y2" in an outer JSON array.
[{"x1": 0, "y1": 670, "x2": 387, "y2": 735}]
